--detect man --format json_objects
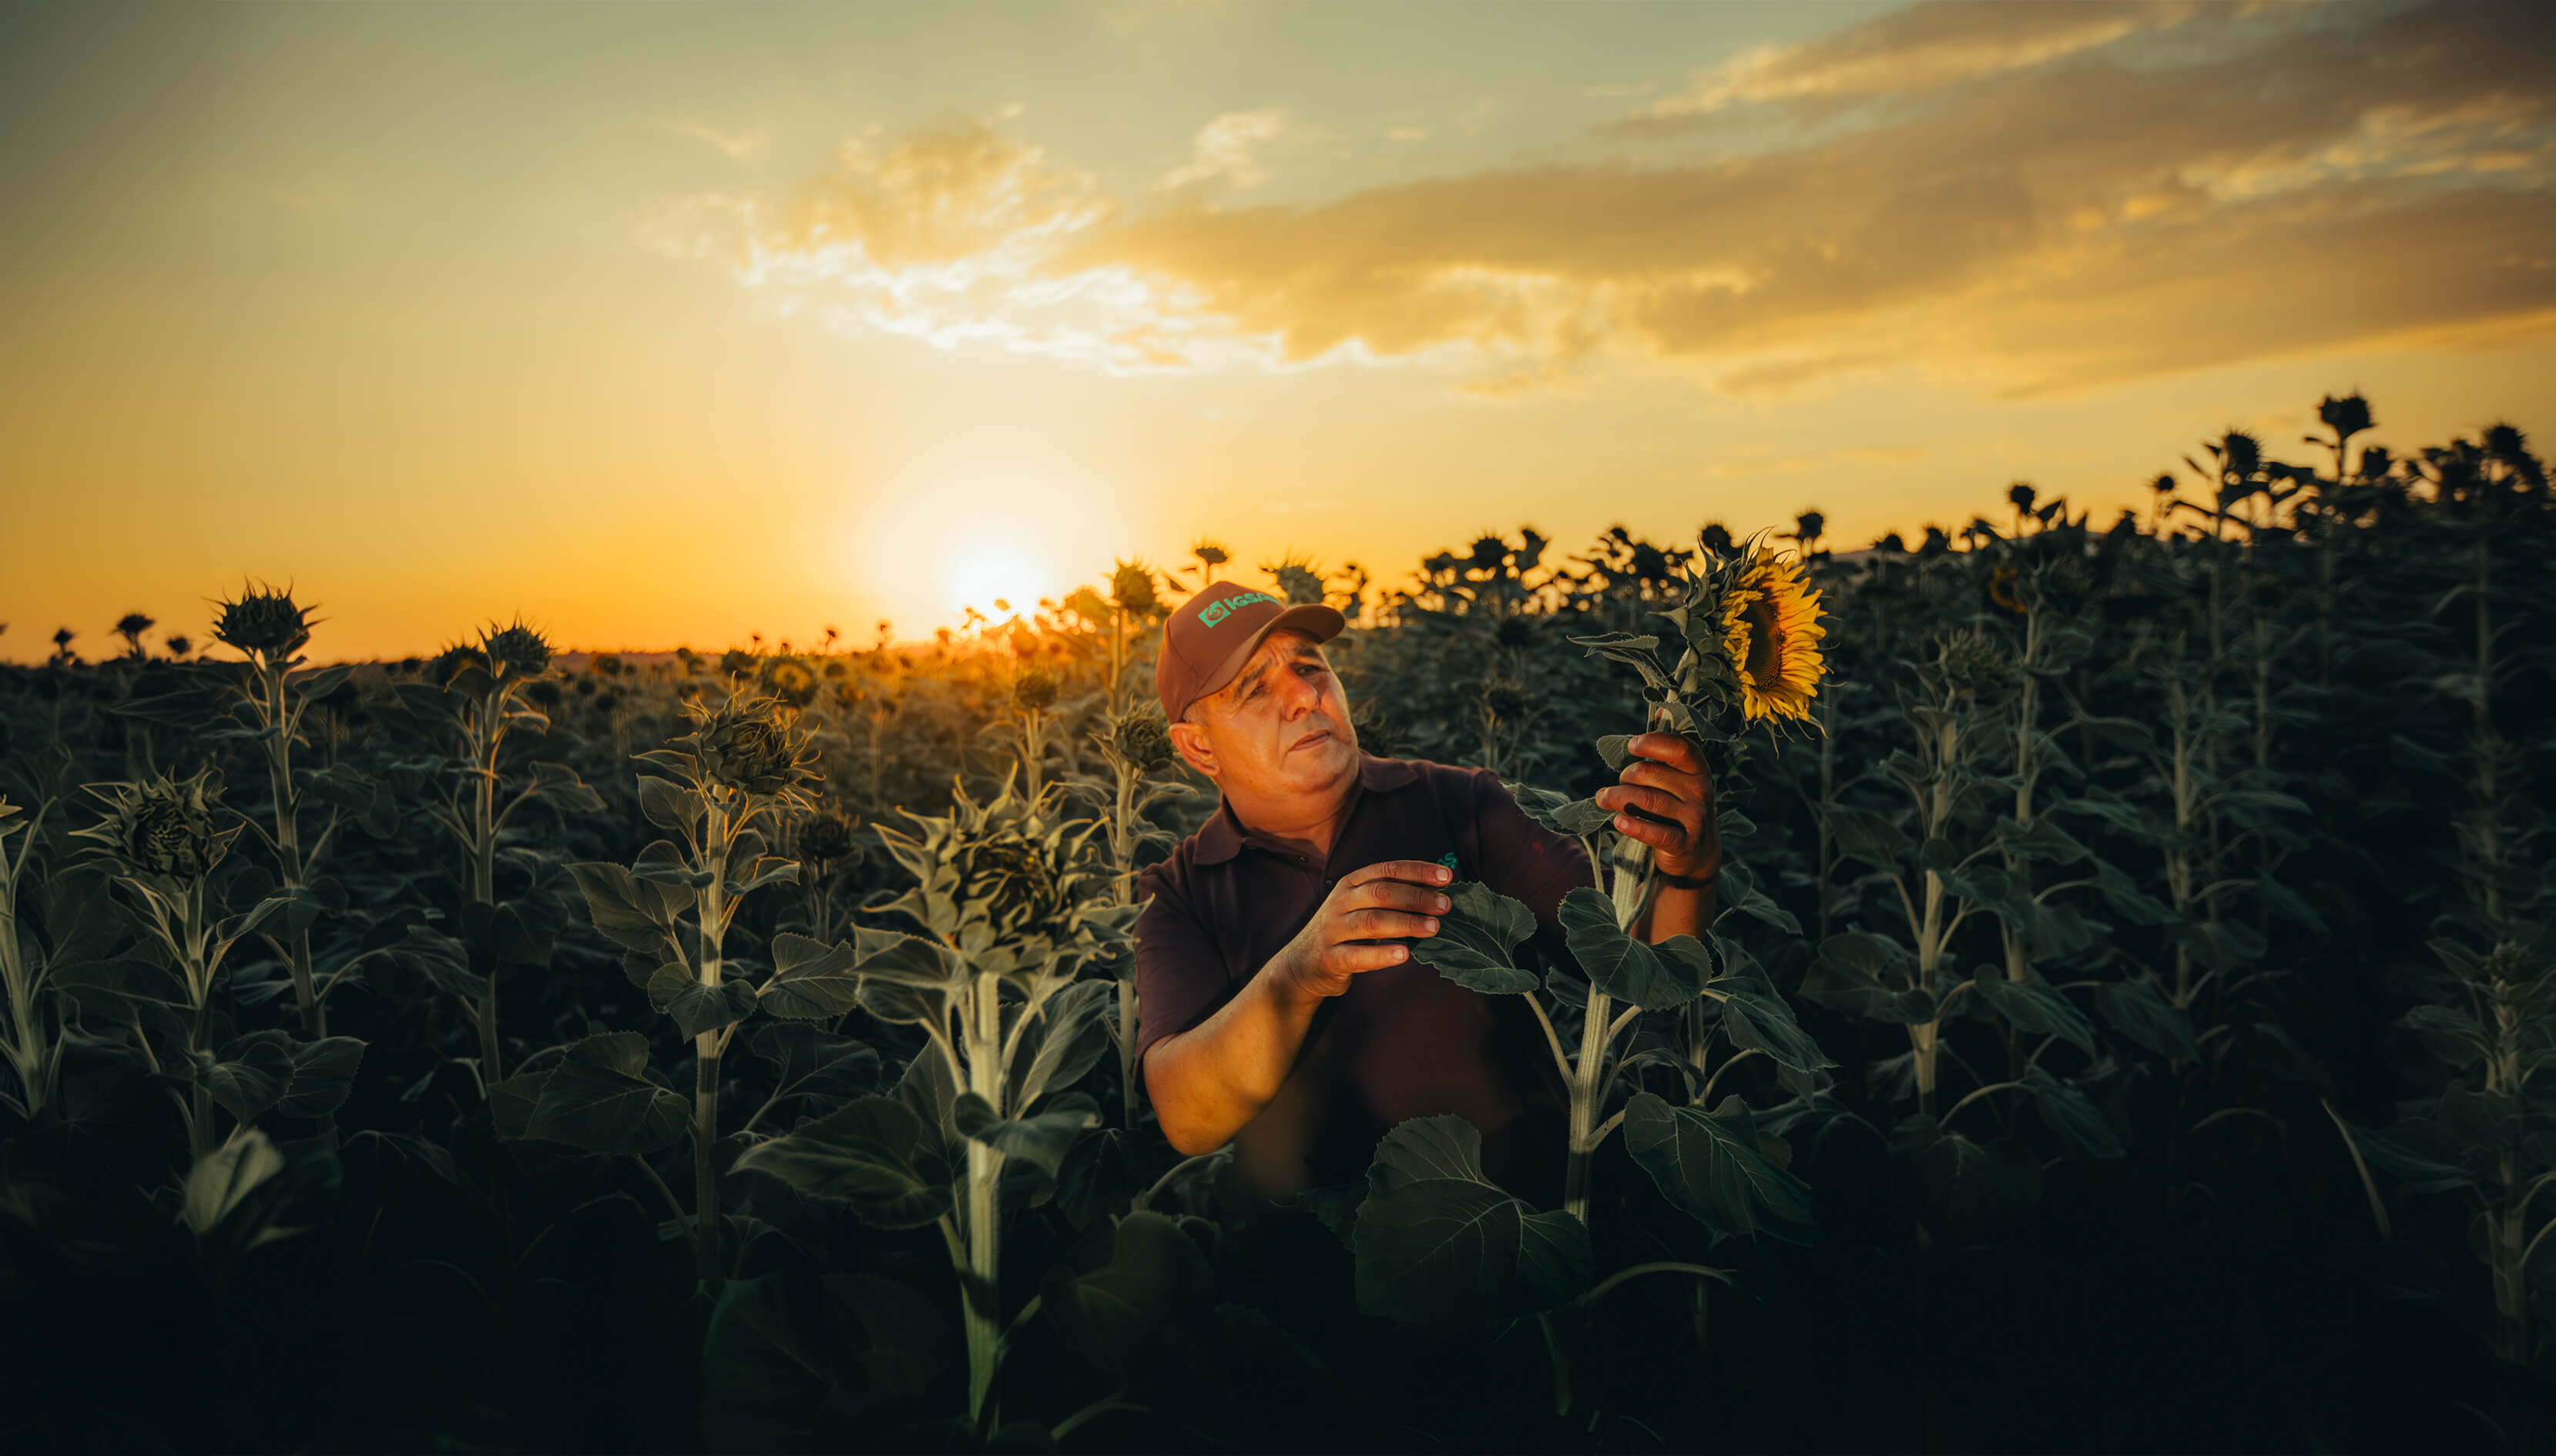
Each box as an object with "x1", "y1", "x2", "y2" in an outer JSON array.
[{"x1": 1135, "y1": 582, "x2": 1719, "y2": 1209}]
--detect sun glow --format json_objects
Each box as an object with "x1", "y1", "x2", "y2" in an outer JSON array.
[{"x1": 945, "y1": 540, "x2": 1052, "y2": 619}]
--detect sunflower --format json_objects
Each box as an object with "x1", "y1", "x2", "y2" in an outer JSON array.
[{"x1": 1716, "y1": 551, "x2": 1827, "y2": 723}]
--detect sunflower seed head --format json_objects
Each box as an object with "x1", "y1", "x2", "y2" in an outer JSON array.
[
  {"x1": 764, "y1": 656, "x2": 820, "y2": 709},
  {"x1": 800, "y1": 810, "x2": 862, "y2": 864},
  {"x1": 484, "y1": 620, "x2": 553, "y2": 679},
  {"x1": 1013, "y1": 666, "x2": 1059, "y2": 712},
  {"x1": 1109, "y1": 561, "x2": 1159, "y2": 615},
  {"x1": 1270, "y1": 563, "x2": 1326, "y2": 606},
  {"x1": 79, "y1": 767, "x2": 232, "y2": 881},
  {"x1": 1111, "y1": 708, "x2": 1176, "y2": 773},
  {"x1": 1935, "y1": 627, "x2": 2018, "y2": 699},
  {"x1": 687, "y1": 694, "x2": 821, "y2": 798},
  {"x1": 213, "y1": 585, "x2": 314, "y2": 660}
]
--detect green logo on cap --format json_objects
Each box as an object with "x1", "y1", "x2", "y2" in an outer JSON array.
[{"x1": 1197, "y1": 592, "x2": 1278, "y2": 628}]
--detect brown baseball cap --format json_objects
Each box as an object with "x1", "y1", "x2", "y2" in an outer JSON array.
[{"x1": 1157, "y1": 581, "x2": 1346, "y2": 723}]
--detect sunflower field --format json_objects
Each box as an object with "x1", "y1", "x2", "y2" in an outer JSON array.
[{"x1": 2, "y1": 396, "x2": 2551, "y2": 1454}]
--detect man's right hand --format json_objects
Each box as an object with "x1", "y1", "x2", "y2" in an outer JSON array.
[{"x1": 1273, "y1": 859, "x2": 1455, "y2": 1000}]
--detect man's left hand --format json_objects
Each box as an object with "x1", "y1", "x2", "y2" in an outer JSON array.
[{"x1": 1594, "y1": 732, "x2": 1719, "y2": 884}]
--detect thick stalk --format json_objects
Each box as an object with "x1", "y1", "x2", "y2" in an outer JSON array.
[
  {"x1": 468, "y1": 697, "x2": 505, "y2": 1079},
  {"x1": 962, "y1": 976, "x2": 1006, "y2": 1428},
  {"x1": 1563, "y1": 986, "x2": 1613, "y2": 1230},
  {"x1": 2004, "y1": 608, "x2": 2042, "y2": 983},
  {"x1": 183, "y1": 884, "x2": 214, "y2": 1159},
  {"x1": 693, "y1": 794, "x2": 730, "y2": 1291},
  {"x1": 1111, "y1": 762, "x2": 1142, "y2": 1126},
  {"x1": 260, "y1": 663, "x2": 324, "y2": 1038}
]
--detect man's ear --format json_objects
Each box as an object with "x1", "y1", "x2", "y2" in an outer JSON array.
[{"x1": 1168, "y1": 717, "x2": 1219, "y2": 780}]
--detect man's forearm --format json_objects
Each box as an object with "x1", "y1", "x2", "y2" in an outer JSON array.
[
  {"x1": 1142, "y1": 957, "x2": 1325, "y2": 1156},
  {"x1": 1638, "y1": 875, "x2": 1716, "y2": 943}
]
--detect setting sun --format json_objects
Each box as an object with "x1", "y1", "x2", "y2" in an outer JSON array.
[{"x1": 944, "y1": 540, "x2": 1051, "y2": 619}]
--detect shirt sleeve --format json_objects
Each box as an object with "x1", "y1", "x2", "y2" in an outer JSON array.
[
  {"x1": 1130, "y1": 861, "x2": 1236, "y2": 1074},
  {"x1": 1464, "y1": 768, "x2": 1596, "y2": 959}
]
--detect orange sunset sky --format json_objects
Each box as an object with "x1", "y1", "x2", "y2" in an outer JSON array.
[{"x1": 2, "y1": 0, "x2": 2551, "y2": 663}]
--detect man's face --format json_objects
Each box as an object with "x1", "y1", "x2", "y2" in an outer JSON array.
[{"x1": 1171, "y1": 630, "x2": 1360, "y2": 797}]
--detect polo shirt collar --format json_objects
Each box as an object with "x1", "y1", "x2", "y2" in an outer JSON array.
[{"x1": 1192, "y1": 752, "x2": 1421, "y2": 864}]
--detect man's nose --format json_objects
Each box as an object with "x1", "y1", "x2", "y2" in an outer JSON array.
[{"x1": 1274, "y1": 664, "x2": 1321, "y2": 716}]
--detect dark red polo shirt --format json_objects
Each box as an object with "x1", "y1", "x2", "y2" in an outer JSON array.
[{"x1": 1133, "y1": 753, "x2": 1588, "y2": 1206}]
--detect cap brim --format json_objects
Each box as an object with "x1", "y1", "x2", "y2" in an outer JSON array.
[{"x1": 1186, "y1": 603, "x2": 1347, "y2": 716}]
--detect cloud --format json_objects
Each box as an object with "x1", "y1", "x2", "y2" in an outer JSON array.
[
  {"x1": 1156, "y1": 109, "x2": 1289, "y2": 192},
  {"x1": 673, "y1": 2, "x2": 2556, "y2": 394},
  {"x1": 663, "y1": 119, "x2": 770, "y2": 160},
  {"x1": 1622, "y1": 0, "x2": 2287, "y2": 128},
  {"x1": 646, "y1": 109, "x2": 1230, "y2": 370}
]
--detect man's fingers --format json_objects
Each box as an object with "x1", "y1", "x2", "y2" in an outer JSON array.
[
  {"x1": 1327, "y1": 942, "x2": 1414, "y2": 976},
  {"x1": 1612, "y1": 810, "x2": 1689, "y2": 854},
  {"x1": 1343, "y1": 859, "x2": 1456, "y2": 891},
  {"x1": 1615, "y1": 758, "x2": 1706, "y2": 801},
  {"x1": 1598, "y1": 782, "x2": 1690, "y2": 826},
  {"x1": 1334, "y1": 907, "x2": 1440, "y2": 943},
  {"x1": 1340, "y1": 879, "x2": 1451, "y2": 915},
  {"x1": 1629, "y1": 732, "x2": 1703, "y2": 770}
]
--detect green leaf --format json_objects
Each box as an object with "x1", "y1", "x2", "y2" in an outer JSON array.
[
  {"x1": 636, "y1": 775, "x2": 699, "y2": 834},
  {"x1": 2091, "y1": 856, "x2": 2179, "y2": 926},
  {"x1": 1503, "y1": 780, "x2": 1613, "y2": 838},
  {"x1": 699, "y1": 1270, "x2": 957, "y2": 1451},
  {"x1": 1993, "y1": 815, "x2": 2088, "y2": 865},
  {"x1": 1038, "y1": 1210, "x2": 1219, "y2": 1384},
  {"x1": 567, "y1": 860, "x2": 677, "y2": 953},
  {"x1": 1893, "y1": 1115, "x2": 2044, "y2": 1239},
  {"x1": 203, "y1": 1031, "x2": 297, "y2": 1125},
  {"x1": 2094, "y1": 978, "x2": 2199, "y2": 1060},
  {"x1": 1818, "y1": 803, "x2": 1911, "y2": 865},
  {"x1": 844, "y1": 925, "x2": 967, "y2": 989},
  {"x1": 1352, "y1": 1115, "x2": 1592, "y2": 1324},
  {"x1": 1704, "y1": 971, "x2": 1835, "y2": 1074},
  {"x1": 1595, "y1": 734, "x2": 1636, "y2": 773},
  {"x1": 2023, "y1": 1069, "x2": 2122, "y2": 1159},
  {"x1": 525, "y1": 761, "x2": 605, "y2": 814},
  {"x1": 1801, "y1": 932, "x2": 1934, "y2": 1024},
  {"x1": 951, "y1": 1092, "x2": 1094, "y2": 1177},
  {"x1": 1971, "y1": 975, "x2": 2097, "y2": 1057},
  {"x1": 277, "y1": 1035, "x2": 366, "y2": 1119},
  {"x1": 1008, "y1": 979, "x2": 1115, "y2": 1111},
  {"x1": 664, "y1": 975, "x2": 760, "y2": 1039},
  {"x1": 519, "y1": 1031, "x2": 689, "y2": 1156},
  {"x1": 1621, "y1": 1091, "x2": 1815, "y2": 1240},
  {"x1": 731, "y1": 1096, "x2": 953, "y2": 1230},
  {"x1": 1410, "y1": 881, "x2": 1539, "y2": 995},
  {"x1": 1559, "y1": 886, "x2": 1708, "y2": 1010},
  {"x1": 1712, "y1": 862, "x2": 1801, "y2": 936},
  {"x1": 758, "y1": 932, "x2": 865, "y2": 1020}
]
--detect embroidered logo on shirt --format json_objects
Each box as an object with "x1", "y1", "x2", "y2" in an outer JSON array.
[{"x1": 1438, "y1": 851, "x2": 1461, "y2": 872}]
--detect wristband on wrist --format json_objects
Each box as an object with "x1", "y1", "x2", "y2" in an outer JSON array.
[{"x1": 1655, "y1": 865, "x2": 1718, "y2": 891}]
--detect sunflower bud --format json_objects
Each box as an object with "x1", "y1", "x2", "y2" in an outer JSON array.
[
  {"x1": 1270, "y1": 563, "x2": 1326, "y2": 607},
  {"x1": 485, "y1": 621, "x2": 552, "y2": 679},
  {"x1": 800, "y1": 811, "x2": 861, "y2": 865},
  {"x1": 1936, "y1": 628, "x2": 2018, "y2": 700},
  {"x1": 690, "y1": 696, "x2": 820, "y2": 797},
  {"x1": 431, "y1": 644, "x2": 491, "y2": 690},
  {"x1": 213, "y1": 585, "x2": 314, "y2": 660},
  {"x1": 1109, "y1": 562, "x2": 1159, "y2": 615},
  {"x1": 1111, "y1": 709, "x2": 1176, "y2": 773},
  {"x1": 1013, "y1": 666, "x2": 1059, "y2": 713},
  {"x1": 1484, "y1": 681, "x2": 1530, "y2": 720},
  {"x1": 79, "y1": 768, "x2": 231, "y2": 881}
]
